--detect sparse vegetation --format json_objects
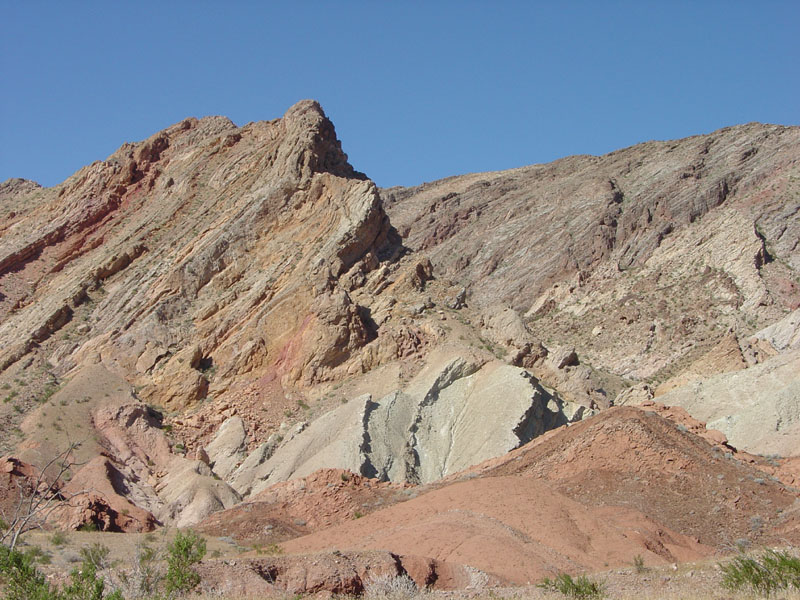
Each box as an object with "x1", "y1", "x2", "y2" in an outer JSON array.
[
  {"x1": 720, "y1": 549, "x2": 800, "y2": 595},
  {"x1": 1, "y1": 443, "x2": 84, "y2": 550},
  {"x1": 538, "y1": 573, "x2": 604, "y2": 599},
  {"x1": 364, "y1": 573, "x2": 418, "y2": 600},
  {"x1": 49, "y1": 530, "x2": 68, "y2": 547},
  {"x1": 164, "y1": 528, "x2": 207, "y2": 596},
  {"x1": 632, "y1": 554, "x2": 647, "y2": 574},
  {"x1": 251, "y1": 542, "x2": 283, "y2": 556},
  {"x1": 0, "y1": 543, "x2": 121, "y2": 600},
  {"x1": 79, "y1": 542, "x2": 111, "y2": 570},
  {"x1": 118, "y1": 539, "x2": 162, "y2": 598}
]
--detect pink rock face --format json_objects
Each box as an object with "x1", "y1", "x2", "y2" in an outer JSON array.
[
  {"x1": 55, "y1": 456, "x2": 158, "y2": 532},
  {"x1": 193, "y1": 550, "x2": 479, "y2": 596},
  {"x1": 0, "y1": 100, "x2": 400, "y2": 411}
]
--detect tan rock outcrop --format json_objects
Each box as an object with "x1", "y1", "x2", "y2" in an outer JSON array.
[
  {"x1": 239, "y1": 350, "x2": 592, "y2": 495},
  {"x1": 656, "y1": 349, "x2": 800, "y2": 456}
]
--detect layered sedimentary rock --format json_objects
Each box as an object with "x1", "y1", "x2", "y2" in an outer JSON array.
[
  {"x1": 231, "y1": 351, "x2": 590, "y2": 495},
  {"x1": 0, "y1": 100, "x2": 399, "y2": 411},
  {"x1": 383, "y1": 123, "x2": 800, "y2": 382},
  {"x1": 2, "y1": 102, "x2": 799, "y2": 550}
]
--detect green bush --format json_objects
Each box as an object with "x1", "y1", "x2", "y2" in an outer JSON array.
[
  {"x1": 1, "y1": 544, "x2": 122, "y2": 600},
  {"x1": 537, "y1": 573, "x2": 604, "y2": 599},
  {"x1": 61, "y1": 559, "x2": 122, "y2": 600},
  {"x1": 720, "y1": 549, "x2": 800, "y2": 595},
  {"x1": 49, "y1": 530, "x2": 68, "y2": 547},
  {"x1": 165, "y1": 529, "x2": 207, "y2": 596},
  {"x1": 632, "y1": 554, "x2": 647, "y2": 574},
  {"x1": 0, "y1": 544, "x2": 53, "y2": 600}
]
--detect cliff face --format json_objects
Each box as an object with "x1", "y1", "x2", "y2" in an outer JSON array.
[{"x1": 0, "y1": 100, "x2": 402, "y2": 413}]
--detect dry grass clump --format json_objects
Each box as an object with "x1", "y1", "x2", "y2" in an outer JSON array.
[{"x1": 364, "y1": 573, "x2": 419, "y2": 600}]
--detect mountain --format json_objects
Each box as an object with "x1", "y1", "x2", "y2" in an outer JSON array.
[{"x1": 1, "y1": 101, "x2": 799, "y2": 593}]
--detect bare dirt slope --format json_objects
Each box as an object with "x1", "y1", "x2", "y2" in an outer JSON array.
[
  {"x1": 471, "y1": 406, "x2": 800, "y2": 548},
  {"x1": 195, "y1": 406, "x2": 798, "y2": 587},
  {"x1": 282, "y1": 473, "x2": 710, "y2": 585}
]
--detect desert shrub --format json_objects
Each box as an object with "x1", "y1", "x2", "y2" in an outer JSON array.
[
  {"x1": 79, "y1": 543, "x2": 110, "y2": 570},
  {"x1": 632, "y1": 554, "x2": 647, "y2": 574},
  {"x1": 22, "y1": 544, "x2": 53, "y2": 564},
  {"x1": 164, "y1": 529, "x2": 207, "y2": 596},
  {"x1": 537, "y1": 573, "x2": 604, "y2": 599},
  {"x1": 117, "y1": 540, "x2": 163, "y2": 598},
  {"x1": 61, "y1": 558, "x2": 123, "y2": 600},
  {"x1": 364, "y1": 573, "x2": 418, "y2": 599},
  {"x1": 720, "y1": 549, "x2": 800, "y2": 595},
  {"x1": 0, "y1": 544, "x2": 53, "y2": 600},
  {"x1": 0, "y1": 545, "x2": 121, "y2": 600},
  {"x1": 50, "y1": 530, "x2": 68, "y2": 547}
]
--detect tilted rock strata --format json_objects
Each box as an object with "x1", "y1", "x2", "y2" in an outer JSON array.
[
  {"x1": 0, "y1": 100, "x2": 400, "y2": 411},
  {"x1": 236, "y1": 353, "x2": 591, "y2": 495},
  {"x1": 655, "y1": 349, "x2": 800, "y2": 456},
  {"x1": 384, "y1": 123, "x2": 800, "y2": 381}
]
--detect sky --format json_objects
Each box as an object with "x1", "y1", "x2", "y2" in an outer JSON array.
[{"x1": 1, "y1": 2, "x2": 798, "y2": 189}]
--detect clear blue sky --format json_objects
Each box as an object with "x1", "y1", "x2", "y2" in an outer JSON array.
[{"x1": 1, "y1": 2, "x2": 798, "y2": 189}]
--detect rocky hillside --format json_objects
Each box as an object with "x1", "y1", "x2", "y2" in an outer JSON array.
[
  {"x1": 1, "y1": 103, "x2": 799, "y2": 591},
  {"x1": 383, "y1": 123, "x2": 800, "y2": 382}
]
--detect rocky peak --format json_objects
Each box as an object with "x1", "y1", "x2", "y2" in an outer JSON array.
[
  {"x1": 0, "y1": 100, "x2": 400, "y2": 408},
  {"x1": 280, "y1": 99, "x2": 366, "y2": 181}
]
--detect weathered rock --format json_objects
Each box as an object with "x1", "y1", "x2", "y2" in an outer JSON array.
[
  {"x1": 242, "y1": 351, "x2": 591, "y2": 495},
  {"x1": 0, "y1": 100, "x2": 399, "y2": 410},
  {"x1": 384, "y1": 123, "x2": 800, "y2": 381},
  {"x1": 479, "y1": 305, "x2": 608, "y2": 407},
  {"x1": 204, "y1": 416, "x2": 248, "y2": 480},
  {"x1": 194, "y1": 550, "x2": 474, "y2": 597},
  {"x1": 655, "y1": 333, "x2": 748, "y2": 396},
  {"x1": 55, "y1": 456, "x2": 158, "y2": 532},
  {"x1": 750, "y1": 308, "x2": 800, "y2": 352},
  {"x1": 614, "y1": 382, "x2": 654, "y2": 406},
  {"x1": 656, "y1": 349, "x2": 800, "y2": 456},
  {"x1": 155, "y1": 459, "x2": 241, "y2": 527}
]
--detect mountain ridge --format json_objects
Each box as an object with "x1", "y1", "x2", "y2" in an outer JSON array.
[{"x1": 1, "y1": 102, "x2": 798, "y2": 593}]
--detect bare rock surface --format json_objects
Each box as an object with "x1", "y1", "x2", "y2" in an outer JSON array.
[
  {"x1": 751, "y1": 307, "x2": 800, "y2": 352},
  {"x1": 155, "y1": 459, "x2": 241, "y2": 527},
  {"x1": 195, "y1": 550, "x2": 485, "y2": 596},
  {"x1": 384, "y1": 123, "x2": 800, "y2": 382},
  {"x1": 655, "y1": 349, "x2": 800, "y2": 456},
  {"x1": 2, "y1": 103, "x2": 800, "y2": 592},
  {"x1": 238, "y1": 350, "x2": 590, "y2": 495},
  {"x1": 0, "y1": 100, "x2": 399, "y2": 413},
  {"x1": 204, "y1": 416, "x2": 248, "y2": 480}
]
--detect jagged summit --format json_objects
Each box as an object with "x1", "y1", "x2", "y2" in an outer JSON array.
[{"x1": 0, "y1": 99, "x2": 399, "y2": 400}]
